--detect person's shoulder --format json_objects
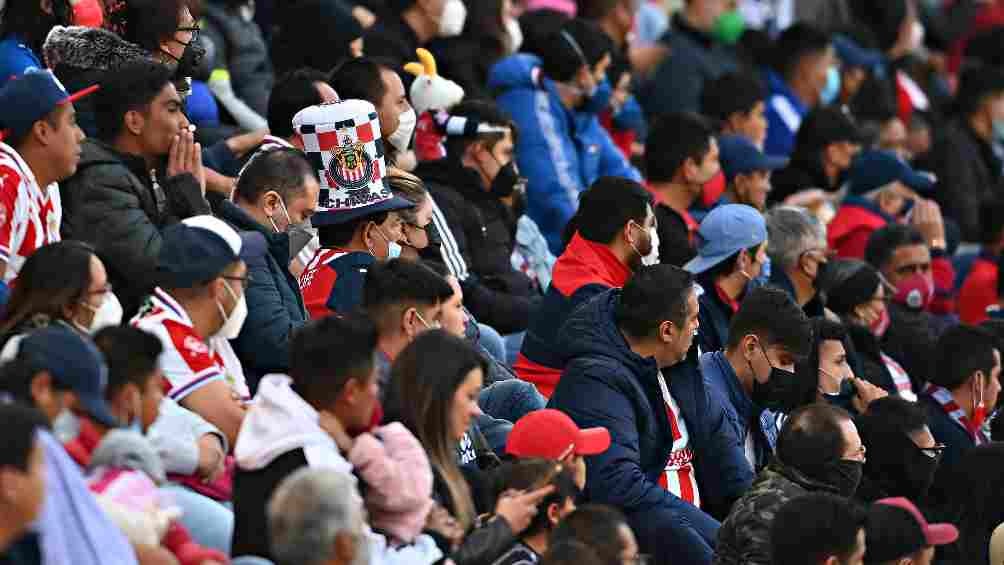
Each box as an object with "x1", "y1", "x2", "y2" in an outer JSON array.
[{"x1": 491, "y1": 542, "x2": 540, "y2": 565}]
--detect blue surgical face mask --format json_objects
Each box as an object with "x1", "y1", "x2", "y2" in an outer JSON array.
[
  {"x1": 387, "y1": 240, "x2": 402, "y2": 260},
  {"x1": 820, "y1": 66, "x2": 841, "y2": 106},
  {"x1": 751, "y1": 256, "x2": 772, "y2": 288},
  {"x1": 580, "y1": 78, "x2": 614, "y2": 115}
]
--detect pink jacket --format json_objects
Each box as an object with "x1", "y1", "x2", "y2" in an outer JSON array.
[{"x1": 349, "y1": 422, "x2": 435, "y2": 545}]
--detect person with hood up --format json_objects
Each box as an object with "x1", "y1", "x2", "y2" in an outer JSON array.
[
  {"x1": 232, "y1": 314, "x2": 441, "y2": 563},
  {"x1": 549, "y1": 265, "x2": 752, "y2": 564},
  {"x1": 713, "y1": 403, "x2": 867, "y2": 565},
  {"x1": 490, "y1": 17, "x2": 640, "y2": 254},
  {"x1": 515, "y1": 176, "x2": 655, "y2": 398},
  {"x1": 270, "y1": 0, "x2": 363, "y2": 76}
]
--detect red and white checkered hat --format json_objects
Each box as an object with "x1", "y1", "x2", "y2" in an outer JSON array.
[{"x1": 293, "y1": 99, "x2": 413, "y2": 226}]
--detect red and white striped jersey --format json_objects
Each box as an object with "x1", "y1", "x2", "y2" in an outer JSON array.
[
  {"x1": 657, "y1": 370, "x2": 701, "y2": 507},
  {"x1": 0, "y1": 142, "x2": 61, "y2": 283},
  {"x1": 133, "y1": 288, "x2": 249, "y2": 402}
]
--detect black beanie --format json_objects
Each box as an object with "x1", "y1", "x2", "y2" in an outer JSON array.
[{"x1": 823, "y1": 260, "x2": 881, "y2": 317}]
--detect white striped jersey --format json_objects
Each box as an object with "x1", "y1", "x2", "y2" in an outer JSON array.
[
  {"x1": 657, "y1": 370, "x2": 701, "y2": 507},
  {"x1": 0, "y1": 142, "x2": 61, "y2": 283}
]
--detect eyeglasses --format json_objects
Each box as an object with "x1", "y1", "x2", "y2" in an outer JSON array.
[
  {"x1": 223, "y1": 274, "x2": 252, "y2": 290},
  {"x1": 917, "y1": 443, "x2": 946, "y2": 461}
]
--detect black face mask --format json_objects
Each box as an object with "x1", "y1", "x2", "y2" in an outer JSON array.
[
  {"x1": 749, "y1": 342, "x2": 802, "y2": 413},
  {"x1": 491, "y1": 160, "x2": 524, "y2": 198},
  {"x1": 820, "y1": 458, "x2": 864, "y2": 497},
  {"x1": 163, "y1": 39, "x2": 207, "y2": 81},
  {"x1": 901, "y1": 445, "x2": 940, "y2": 500},
  {"x1": 822, "y1": 378, "x2": 858, "y2": 414}
]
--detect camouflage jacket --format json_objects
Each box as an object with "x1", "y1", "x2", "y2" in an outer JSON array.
[{"x1": 713, "y1": 462, "x2": 841, "y2": 565}]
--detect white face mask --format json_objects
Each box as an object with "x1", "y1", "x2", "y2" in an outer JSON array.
[
  {"x1": 642, "y1": 226, "x2": 660, "y2": 266},
  {"x1": 438, "y1": 0, "x2": 467, "y2": 37},
  {"x1": 216, "y1": 279, "x2": 249, "y2": 340},
  {"x1": 505, "y1": 17, "x2": 524, "y2": 54},
  {"x1": 78, "y1": 292, "x2": 124, "y2": 334},
  {"x1": 387, "y1": 108, "x2": 417, "y2": 153}
]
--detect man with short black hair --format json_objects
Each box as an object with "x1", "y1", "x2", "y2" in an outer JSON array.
[
  {"x1": 762, "y1": 24, "x2": 834, "y2": 158},
  {"x1": 218, "y1": 148, "x2": 320, "y2": 389},
  {"x1": 644, "y1": 112, "x2": 721, "y2": 267},
  {"x1": 515, "y1": 176, "x2": 655, "y2": 396},
  {"x1": 714, "y1": 404, "x2": 867, "y2": 565},
  {"x1": 492, "y1": 461, "x2": 581, "y2": 565},
  {"x1": 551, "y1": 265, "x2": 752, "y2": 564},
  {"x1": 700, "y1": 286, "x2": 812, "y2": 473},
  {"x1": 262, "y1": 68, "x2": 339, "y2": 153},
  {"x1": 700, "y1": 72, "x2": 768, "y2": 149},
  {"x1": 922, "y1": 325, "x2": 1001, "y2": 509},
  {"x1": 770, "y1": 493, "x2": 867, "y2": 565},
  {"x1": 329, "y1": 57, "x2": 415, "y2": 164},
  {"x1": 864, "y1": 497, "x2": 958, "y2": 565},
  {"x1": 62, "y1": 60, "x2": 211, "y2": 318}
]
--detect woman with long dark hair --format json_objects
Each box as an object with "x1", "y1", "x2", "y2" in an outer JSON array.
[{"x1": 387, "y1": 330, "x2": 551, "y2": 565}]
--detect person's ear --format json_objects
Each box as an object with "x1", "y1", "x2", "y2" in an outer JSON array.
[
  {"x1": 262, "y1": 191, "x2": 281, "y2": 216},
  {"x1": 659, "y1": 320, "x2": 675, "y2": 344},
  {"x1": 29, "y1": 372, "x2": 53, "y2": 411},
  {"x1": 124, "y1": 110, "x2": 146, "y2": 137},
  {"x1": 682, "y1": 156, "x2": 699, "y2": 182},
  {"x1": 547, "y1": 501, "x2": 561, "y2": 527},
  {"x1": 332, "y1": 531, "x2": 358, "y2": 565}
]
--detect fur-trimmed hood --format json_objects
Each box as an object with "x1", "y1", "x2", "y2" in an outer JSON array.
[{"x1": 43, "y1": 25, "x2": 157, "y2": 72}]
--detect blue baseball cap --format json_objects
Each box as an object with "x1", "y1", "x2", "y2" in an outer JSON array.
[
  {"x1": 684, "y1": 204, "x2": 768, "y2": 275},
  {"x1": 718, "y1": 135, "x2": 787, "y2": 182},
  {"x1": 846, "y1": 150, "x2": 935, "y2": 196},
  {"x1": 0, "y1": 69, "x2": 99, "y2": 141},
  {"x1": 17, "y1": 325, "x2": 119, "y2": 428},
  {"x1": 833, "y1": 35, "x2": 884, "y2": 71},
  {"x1": 156, "y1": 215, "x2": 267, "y2": 288}
]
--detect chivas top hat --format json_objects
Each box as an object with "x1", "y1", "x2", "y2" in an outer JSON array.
[{"x1": 293, "y1": 99, "x2": 414, "y2": 226}]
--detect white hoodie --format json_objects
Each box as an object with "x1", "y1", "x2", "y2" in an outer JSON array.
[{"x1": 234, "y1": 374, "x2": 353, "y2": 477}]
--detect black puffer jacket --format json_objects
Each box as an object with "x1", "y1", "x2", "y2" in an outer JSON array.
[
  {"x1": 416, "y1": 158, "x2": 540, "y2": 334},
  {"x1": 60, "y1": 140, "x2": 210, "y2": 317}
]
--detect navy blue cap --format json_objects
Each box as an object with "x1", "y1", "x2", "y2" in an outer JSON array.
[
  {"x1": 157, "y1": 215, "x2": 267, "y2": 288},
  {"x1": 684, "y1": 204, "x2": 768, "y2": 275},
  {"x1": 718, "y1": 135, "x2": 787, "y2": 182},
  {"x1": 833, "y1": 34, "x2": 884, "y2": 71},
  {"x1": 17, "y1": 325, "x2": 118, "y2": 428},
  {"x1": 0, "y1": 69, "x2": 99, "y2": 141},
  {"x1": 847, "y1": 150, "x2": 935, "y2": 196}
]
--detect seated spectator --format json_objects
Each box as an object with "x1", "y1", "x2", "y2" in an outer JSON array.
[
  {"x1": 387, "y1": 330, "x2": 552, "y2": 565},
  {"x1": 0, "y1": 70, "x2": 91, "y2": 296},
  {"x1": 926, "y1": 66, "x2": 1004, "y2": 241},
  {"x1": 823, "y1": 260, "x2": 917, "y2": 399},
  {"x1": 267, "y1": 468, "x2": 368, "y2": 565},
  {"x1": 864, "y1": 497, "x2": 958, "y2": 565},
  {"x1": 134, "y1": 215, "x2": 262, "y2": 449},
  {"x1": 762, "y1": 24, "x2": 834, "y2": 158},
  {"x1": 363, "y1": 0, "x2": 467, "y2": 69},
  {"x1": 714, "y1": 404, "x2": 867, "y2": 565},
  {"x1": 0, "y1": 241, "x2": 119, "y2": 352},
  {"x1": 548, "y1": 505, "x2": 641, "y2": 565},
  {"x1": 855, "y1": 397, "x2": 943, "y2": 504},
  {"x1": 0, "y1": 0, "x2": 74, "y2": 88},
  {"x1": 515, "y1": 176, "x2": 654, "y2": 397},
  {"x1": 637, "y1": 0, "x2": 735, "y2": 116},
  {"x1": 490, "y1": 18, "x2": 641, "y2": 253},
  {"x1": 644, "y1": 113, "x2": 721, "y2": 268},
  {"x1": 0, "y1": 329, "x2": 138, "y2": 564},
  {"x1": 770, "y1": 493, "x2": 867, "y2": 565},
  {"x1": 828, "y1": 150, "x2": 937, "y2": 260},
  {"x1": 0, "y1": 404, "x2": 48, "y2": 561},
  {"x1": 60, "y1": 60, "x2": 211, "y2": 318},
  {"x1": 361, "y1": 258, "x2": 454, "y2": 389},
  {"x1": 769, "y1": 106, "x2": 862, "y2": 208},
  {"x1": 832, "y1": 34, "x2": 883, "y2": 109},
  {"x1": 865, "y1": 225, "x2": 955, "y2": 386},
  {"x1": 505, "y1": 408, "x2": 612, "y2": 490},
  {"x1": 390, "y1": 171, "x2": 434, "y2": 260},
  {"x1": 270, "y1": 0, "x2": 363, "y2": 76},
  {"x1": 798, "y1": 317, "x2": 888, "y2": 416},
  {"x1": 714, "y1": 136, "x2": 786, "y2": 212},
  {"x1": 414, "y1": 100, "x2": 540, "y2": 336},
  {"x1": 550, "y1": 265, "x2": 752, "y2": 562},
  {"x1": 261, "y1": 68, "x2": 340, "y2": 156},
  {"x1": 959, "y1": 199, "x2": 1004, "y2": 324},
  {"x1": 428, "y1": 0, "x2": 519, "y2": 101},
  {"x1": 219, "y1": 148, "x2": 319, "y2": 391},
  {"x1": 923, "y1": 325, "x2": 1001, "y2": 509},
  {"x1": 201, "y1": 0, "x2": 273, "y2": 130},
  {"x1": 700, "y1": 71, "x2": 768, "y2": 149},
  {"x1": 295, "y1": 100, "x2": 415, "y2": 319},
  {"x1": 489, "y1": 459, "x2": 580, "y2": 564},
  {"x1": 234, "y1": 314, "x2": 439, "y2": 561},
  {"x1": 942, "y1": 444, "x2": 1004, "y2": 564},
  {"x1": 764, "y1": 206, "x2": 828, "y2": 316},
  {"x1": 687, "y1": 204, "x2": 769, "y2": 354},
  {"x1": 700, "y1": 286, "x2": 812, "y2": 473},
  {"x1": 329, "y1": 58, "x2": 416, "y2": 167}
]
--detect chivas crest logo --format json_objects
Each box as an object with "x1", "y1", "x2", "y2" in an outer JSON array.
[{"x1": 329, "y1": 135, "x2": 373, "y2": 192}]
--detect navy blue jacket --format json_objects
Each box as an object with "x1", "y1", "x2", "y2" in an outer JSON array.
[
  {"x1": 695, "y1": 282, "x2": 735, "y2": 355},
  {"x1": 218, "y1": 201, "x2": 307, "y2": 392},
  {"x1": 921, "y1": 392, "x2": 978, "y2": 512},
  {"x1": 699, "y1": 351, "x2": 774, "y2": 473},
  {"x1": 548, "y1": 290, "x2": 752, "y2": 565}
]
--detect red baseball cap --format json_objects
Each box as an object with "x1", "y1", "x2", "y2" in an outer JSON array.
[
  {"x1": 506, "y1": 409, "x2": 611, "y2": 459},
  {"x1": 876, "y1": 497, "x2": 959, "y2": 547}
]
